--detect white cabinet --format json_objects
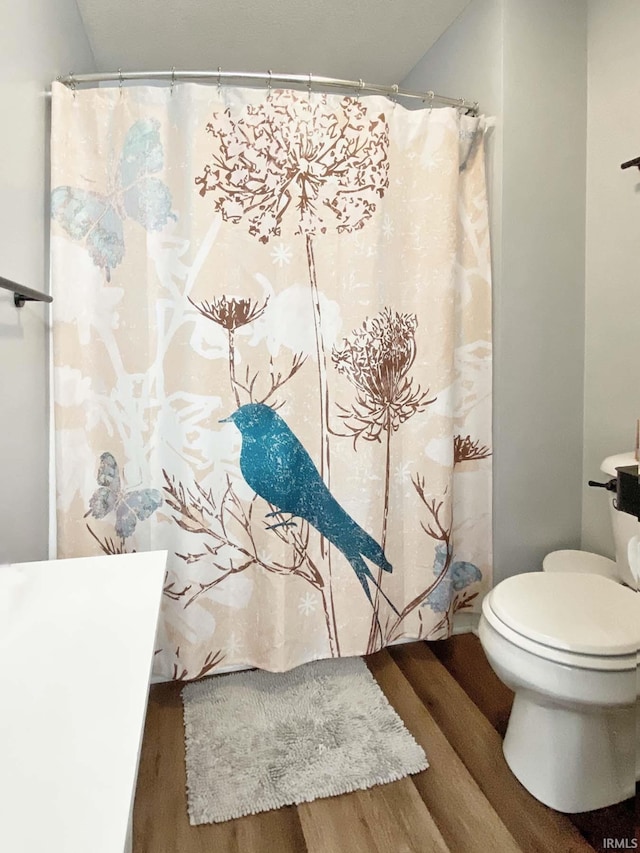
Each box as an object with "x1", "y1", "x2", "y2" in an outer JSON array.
[{"x1": 0, "y1": 551, "x2": 167, "y2": 853}]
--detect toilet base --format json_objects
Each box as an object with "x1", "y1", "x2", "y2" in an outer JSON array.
[{"x1": 503, "y1": 691, "x2": 637, "y2": 813}]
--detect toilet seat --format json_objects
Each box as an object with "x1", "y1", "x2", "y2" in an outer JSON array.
[{"x1": 483, "y1": 572, "x2": 640, "y2": 672}]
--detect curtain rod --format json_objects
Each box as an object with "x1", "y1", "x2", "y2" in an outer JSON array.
[{"x1": 57, "y1": 70, "x2": 479, "y2": 115}]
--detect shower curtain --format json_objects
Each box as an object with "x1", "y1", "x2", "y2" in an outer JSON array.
[{"x1": 50, "y1": 81, "x2": 492, "y2": 679}]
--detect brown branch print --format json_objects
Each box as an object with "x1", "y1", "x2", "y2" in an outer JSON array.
[
  {"x1": 162, "y1": 572, "x2": 193, "y2": 602},
  {"x1": 420, "y1": 590, "x2": 479, "y2": 642},
  {"x1": 387, "y1": 473, "x2": 482, "y2": 643},
  {"x1": 195, "y1": 91, "x2": 390, "y2": 637},
  {"x1": 454, "y1": 434, "x2": 492, "y2": 464},
  {"x1": 162, "y1": 470, "x2": 339, "y2": 656},
  {"x1": 86, "y1": 524, "x2": 132, "y2": 555},
  {"x1": 170, "y1": 646, "x2": 226, "y2": 681},
  {"x1": 238, "y1": 352, "x2": 308, "y2": 408},
  {"x1": 386, "y1": 475, "x2": 453, "y2": 644},
  {"x1": 332, "y1": 308, "x2": 437, "y2": 653}
]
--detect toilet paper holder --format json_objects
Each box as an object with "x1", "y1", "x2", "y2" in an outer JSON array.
[
  {"x1": 614, "y1": 465, "x2": 639, "y2": 519},
  {"x1": 589, "y1": 466, "x2": 639, "y2": 519}
]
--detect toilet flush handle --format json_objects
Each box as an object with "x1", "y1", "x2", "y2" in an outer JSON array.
[{"x1": 587, "y1": 478, "x2": 617, "y2": 492}]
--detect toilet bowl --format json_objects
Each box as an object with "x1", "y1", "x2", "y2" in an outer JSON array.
[{"x1": 479, "y1": 571, "x2": 640, "y2": 813}]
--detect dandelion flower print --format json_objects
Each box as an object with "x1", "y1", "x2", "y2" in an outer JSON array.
[
  {"x1": 333, "y1": 307, "x2": 437, "y2": 652},
  {"x1": 189, "y1": 295, "x2": 269, "y2": 406}
]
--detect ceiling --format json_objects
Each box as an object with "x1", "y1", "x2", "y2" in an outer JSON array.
[{"x1": 74, "y1": 0, "x2": 471, "y2": 86}]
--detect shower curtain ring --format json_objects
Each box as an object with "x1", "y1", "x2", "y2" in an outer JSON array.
[
  {"x1": 68, "y1": 71, "x2": 76, "y2": 98},
  {"x1": 307, "y1": 72, "x2": 312, "y2": 95},
  {"x1": 267, "y1": 69, "x2": 272, "y2": 93},
  {"x1": 217, "y1": 66, "x2": 222, "y2": 96},
  {"x1": 170, "y1": 66, "x2": 176, "y2": 95},
  {"x1": 426, "y1": 90, "x2": 434, "y2": 113},
  {"x1": 118, "y1": 68, "x2": 123, "y2": 95},
  {"x1": 357, "y1": 78, "x2": 364, "y2": 100}
]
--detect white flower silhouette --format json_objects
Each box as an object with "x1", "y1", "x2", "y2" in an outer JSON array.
[
  {"x1": 298, "y1": 592, "x2": 318, "y2": 616},
  {"x1": 270, "y1": 242, "x2": 293, "y2": 267}
]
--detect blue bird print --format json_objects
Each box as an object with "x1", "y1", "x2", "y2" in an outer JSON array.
[{"x1": 221, "y1": 403, "x2": 399, "y2": 617}]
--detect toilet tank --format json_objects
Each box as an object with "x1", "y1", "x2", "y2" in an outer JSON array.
[{"x1": 601, "y1": 453, "x2": 640, "y2": 589}]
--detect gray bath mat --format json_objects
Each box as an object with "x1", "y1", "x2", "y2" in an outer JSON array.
[{"x1": 181, "y1": 656, "x2": 428, "y2": 824}]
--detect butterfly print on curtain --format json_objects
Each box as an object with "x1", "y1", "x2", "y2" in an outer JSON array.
[{"x1": 51, "y1": 118, "x2": 175, "y2": 280}]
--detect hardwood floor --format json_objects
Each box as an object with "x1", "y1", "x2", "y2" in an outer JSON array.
[{"x1": 133, "y1": 635, "x2": 636, "y2": 852}]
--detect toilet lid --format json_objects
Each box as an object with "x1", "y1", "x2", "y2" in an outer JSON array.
[
  {"x1": 489, "y1": 572, "x2": 640, "y2": 655},
  {"x1": 542, "y1": 549, "x2": 618, "y2": 579}
]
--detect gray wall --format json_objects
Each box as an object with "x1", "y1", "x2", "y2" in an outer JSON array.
[
  {"x1": 581, "y1": 0, "x2": 640, "y2": 557},
  {"x1": 0, "y1": 0, "x2": 95, "y2": 563},
  {"x1": 404, "y1": 0, "x2": 588, "y2": 583}
]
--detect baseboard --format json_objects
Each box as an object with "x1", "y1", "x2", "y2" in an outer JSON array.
[{"x1": 452, "y1": 611, "x2": 481, "y2": 636}]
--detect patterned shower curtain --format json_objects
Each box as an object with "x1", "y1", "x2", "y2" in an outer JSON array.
[{"x1": 50, "y1": 82, "x2": 492, "y2": 679}]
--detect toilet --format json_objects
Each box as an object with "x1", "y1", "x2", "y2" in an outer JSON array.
[{"x1": 479, "y1": 452, "x2": 640, "y2": 814}]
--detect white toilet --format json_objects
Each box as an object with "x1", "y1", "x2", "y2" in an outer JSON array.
[{"x1": 479, "y1": 452, "x2": 640, "y2": 813}]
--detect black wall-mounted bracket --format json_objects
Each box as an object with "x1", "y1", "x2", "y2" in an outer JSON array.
[
  {"x1": 620, "y1": 156, "x2": 640, "y2": 171},
  {"x1": 0, "y1": 276, "x2": 53, "y2": 308},
  {"x1": 591, "y1": 467, "x2": 640, "y2": 520}
]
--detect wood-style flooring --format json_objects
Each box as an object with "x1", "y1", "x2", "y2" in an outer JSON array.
[{"x1": 133, "y1": 634, "x2": 637, "y2": 853}]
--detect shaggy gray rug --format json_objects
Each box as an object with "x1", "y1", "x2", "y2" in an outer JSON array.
[{"x1": 181, "y1": 656, "x2": 428, "y2": 824}]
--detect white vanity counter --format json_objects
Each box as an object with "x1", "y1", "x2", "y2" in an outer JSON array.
[{"x1": 0, "y1": 551, "x2": 167, "y2": 853}]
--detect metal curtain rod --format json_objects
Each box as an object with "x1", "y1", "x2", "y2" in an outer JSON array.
[
  {"x1": 58, "y1": 70, "x2": 479, "y2": 115},
  {"x1": 0, "y1": 276, "x2": 53, "y2": 309}
]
